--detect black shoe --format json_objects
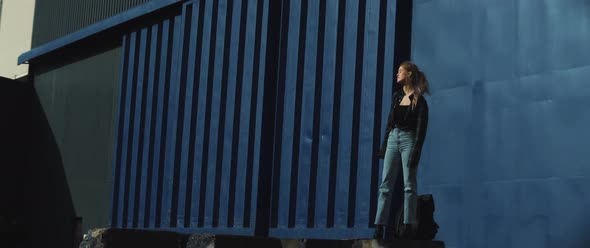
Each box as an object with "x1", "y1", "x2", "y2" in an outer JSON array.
[
  {"x1": 373, "y1": 225, "x2": 384, "y2": 239},
  {"x1": 382, "y1": 225, "x2": 394, "y2": 242},
  {"x1": 400, "y1": 223, "x2": 418, "y2": 240}
]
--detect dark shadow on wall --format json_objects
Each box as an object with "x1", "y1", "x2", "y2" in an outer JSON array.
[
  {"x1": 26, "y1": 85, "x2": 79, "y2": 248},
  {"x1": 19, "y1": 16, "x2": 131, "y2": 247},
  {"x1": 0, "y1": 77, "x2": 79, "y2": 248}
]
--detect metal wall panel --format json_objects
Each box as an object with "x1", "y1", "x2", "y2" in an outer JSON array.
[
  {"x1": 412, "y1": 0, "x2": 590, "y2": 247},
  {"x1": 112, "y1": 0, "x2": 400, "y2": 239},
  {"x1": 268, "y1": 0, "x2": 397, "y2": 239},
  {"x1": 32, "y1": 0, "x2": 151, "y2": 47},
  {"x1": 111, "y1": 0, "x2": 270, "y2": 236}
]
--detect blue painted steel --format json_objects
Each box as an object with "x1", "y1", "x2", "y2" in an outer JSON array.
[
  {"x1": 119, "y1": 32, "x2": 137, "y2": 228},
  {"x1": 138, "y1": 23, "x2": 159, "y2": 228},
  {"x1": 203, "y1": 0, "x2": 225, "y2": 228},
  {"x1": 111, "y1": 0, "x2": 399, "y2": 239},
  {"x1": 111, "y1": 0, "x2": 270, "y2": 236},
  {"x1": 18, "y1": 0, "x2": 184, "y2": 65},
  {"x1": 276, "y1": 0, "x2": 301, "y2": 229},
  {"x1": 176, "y1": 1, "x2": 197, "y2": 228},
  {"x1": 162, "y1": 13, "x2": 183, "y2": 228},
  {"x1": 412, "y1": 0, "x2": 590, "y2": 247},
  {"x1": 313, "y1": 0, "x2": 339, "y2": 229},
  {"x1": 268, "y1": 0, "x2": 398, "y2": 239},
  {"x1": 250, "y1": 0, "x2": 269, "y2": 230},
  {"x1": 333, "y1": 0, "x2": 359, "y2": 228},
  {"x1": 231, "y1": 1, "x2": 247, "y2": 227},
  {"x1": 128, "y1": 27, "x2": 148, "y2": 228},
  {"x1": 152, "y1": 19, "x2": 171, "y2": 228}
]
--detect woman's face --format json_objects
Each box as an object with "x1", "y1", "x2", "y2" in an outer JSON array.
[{"x1": 396, "y1": 66, "x2": 411, "y2": 83}]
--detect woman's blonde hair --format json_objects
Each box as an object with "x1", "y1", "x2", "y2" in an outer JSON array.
[{"x1": 400, "y1": 61, "x2": 431, "y2": 109}]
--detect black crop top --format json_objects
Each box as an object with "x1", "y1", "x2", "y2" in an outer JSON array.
[{"x1": 393, "y1": 105, "x2": 410, "y2": 129}]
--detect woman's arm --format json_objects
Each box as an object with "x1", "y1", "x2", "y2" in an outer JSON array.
[
  {"x1": 377, "y1": 91, "x2": 400, "y2": 158},
  {"x1": 408, "y1": 97, "x2": 428, "y2": 167},
  {"x1": 378, "y1": 102, "x2": 395, "y2": 158}
]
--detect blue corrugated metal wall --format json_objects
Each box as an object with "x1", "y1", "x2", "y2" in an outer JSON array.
[
  {"x1": 111, "y1": 0, "x2": 270, "y2": 236},
  {"x1": 413, "y1": 0, "x2": 590, "y2": 247},
  {"x1": 111, "y1": 0, "x2": 402, "y2": 239},
  {"x1": 268, "y1": 0, "x2": 397, "y2": 239}
]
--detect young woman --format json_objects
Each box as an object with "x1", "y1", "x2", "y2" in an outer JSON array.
[{"x1": 374, "y1": 61, "x2": 430, "y2": 240}]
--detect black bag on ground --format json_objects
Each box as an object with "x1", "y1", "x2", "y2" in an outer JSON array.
[{"x1": 393, "y1": 194, "x2": 440, "y2": 240}]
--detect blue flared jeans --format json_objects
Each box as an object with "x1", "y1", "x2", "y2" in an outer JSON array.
[{"x1": 375, "y1": 128, "x2": 418, "y2": 225}]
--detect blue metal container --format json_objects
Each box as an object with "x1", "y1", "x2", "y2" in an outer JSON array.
[{"x1": 111, "y1": 0, "x2": 399, "y2": 239}]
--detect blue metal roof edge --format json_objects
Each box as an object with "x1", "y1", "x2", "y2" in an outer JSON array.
[{"x1": 17, "y1": 0, "x2": 184, "y2": 65}]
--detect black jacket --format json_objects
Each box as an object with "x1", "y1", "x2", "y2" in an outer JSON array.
[{"x1": 378, "y1": 90, "x2": 429, "y2": 168}]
